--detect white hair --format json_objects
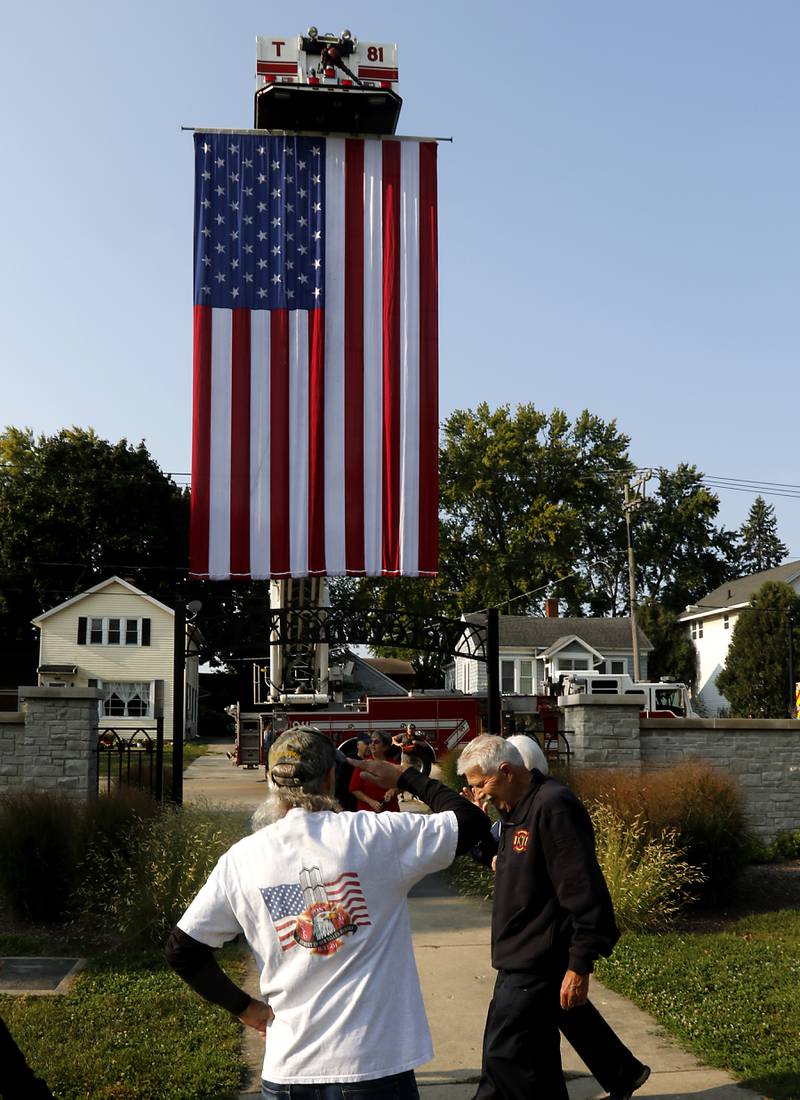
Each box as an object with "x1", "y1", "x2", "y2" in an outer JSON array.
[
  {"x1": 506, "y1": 734, "x2": 549, "y2": 775},
  {"x1": 251, "y1": 788, "x2": 341, "y2": 831},
  {"x1": 457, "y1": 734, "x2": 524, "y2": 776}
]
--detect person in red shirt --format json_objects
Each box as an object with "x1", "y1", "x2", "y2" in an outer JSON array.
[{"x1": 349, "y1": 732, "x2": 400, "y2": 811}]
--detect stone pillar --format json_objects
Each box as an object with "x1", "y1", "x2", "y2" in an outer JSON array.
[
  {"x1": 0, "y1": 713, "x2": 25, "y2": 789},
  {"x1": 17, "y1": 686, "x2": 102, "y2": 798},
  {"x1": 559, "y1": 694, "x2": 643, "y2": 769}
]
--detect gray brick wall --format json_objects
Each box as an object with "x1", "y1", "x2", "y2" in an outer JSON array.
[
  {"x1": 560, "y1": 696, "x2": 800, "y2": 841},
  {"x1": 0, "y1": 687, "x2": 101, "y2": 798}
]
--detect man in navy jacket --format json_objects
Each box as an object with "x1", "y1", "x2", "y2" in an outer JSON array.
[{"x1": 458, "y1": 735, "x2": 649, "y2": 1100}]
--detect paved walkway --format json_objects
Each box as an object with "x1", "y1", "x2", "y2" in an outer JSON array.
[
  {"x1": 182, "y1": 747, "x2": 763, "y2": 1099},
  {"x1": 184, "y1": 739, "x2": 267, "y2": 812}
]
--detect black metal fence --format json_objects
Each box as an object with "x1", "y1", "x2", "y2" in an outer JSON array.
[{"x1": 96, "y1": 717, "x2": 165, "y2": 800}]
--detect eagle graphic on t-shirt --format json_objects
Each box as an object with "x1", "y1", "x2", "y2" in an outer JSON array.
[{"x1": 260, "y1": 868, "x2": 370, "y2": 954}]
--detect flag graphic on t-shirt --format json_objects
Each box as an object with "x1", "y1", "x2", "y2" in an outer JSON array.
[{"x1": 261, "y1": 870, "x2": 370, "y2": 953}]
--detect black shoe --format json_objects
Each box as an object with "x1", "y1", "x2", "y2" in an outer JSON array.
[{"x1": 605, "y1": 1065, "x2": 651, "y2": 1100}]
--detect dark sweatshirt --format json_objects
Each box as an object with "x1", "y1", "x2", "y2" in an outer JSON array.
[{"x1": 491, "y1": 771, "x2": 619, "y2": 976}]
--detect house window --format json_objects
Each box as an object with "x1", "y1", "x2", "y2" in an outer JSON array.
[
  {"x1": 691, "y1": 621, "x2": 703, "y2": 641},
  {"x1": 500, "y1": 659, "x2": 535, "y2": 694},
  {"x1": 88, "y1": 617, "x2": 143, "y2": 646},
  {"x1": 102, "y1": 681, "x2": 152, "y2": 719},
  {"x1": 723, "y1": 614, "x2": 730, "y2": 630},
  {"x1": 610, "y1": 660, "x2": 626, "y2": 675},
  {"x1": 558, "y1": 658, "x2": 590, "y2": 671},
  {"x1": 501, "y1": 660, "x2": 516, "y2": 694},
  {"x1": 519, "y1": 660, "x2": 533, "y2": 695}
]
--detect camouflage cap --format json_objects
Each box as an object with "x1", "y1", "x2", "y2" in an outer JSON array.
[{"x1": 268, "y1": 725, "x2": 345, "y2": 789}]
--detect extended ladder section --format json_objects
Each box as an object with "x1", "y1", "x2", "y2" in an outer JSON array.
[{"x1": 268, "y1": 579, "x2": 330, "y2": 705}]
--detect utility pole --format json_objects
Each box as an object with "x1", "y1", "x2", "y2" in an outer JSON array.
[{"x1": 622, "y1": 471, "x2": 653, "y2": 682}]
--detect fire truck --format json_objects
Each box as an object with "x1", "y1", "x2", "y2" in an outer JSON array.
[
  {"x1": 558, "y1": 674, "x2": 696, "y2": 718},
  {"x1": 230, "y1": 694, "x2": 481, "y2": 774}
]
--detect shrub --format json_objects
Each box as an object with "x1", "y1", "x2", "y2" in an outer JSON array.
[
  {"x1": 0, "y1": 789, "x2": 163, "y2": 924},
  {"x1": 591, "y1": 805, "x2": 704, "y2": 931},
  {"x1": 79, "y1": 805, "x2": 247, "y2": 944},
  {"x1": 569, "y1": 761, "x2": 751, "y2": 901},
  {"x1": 748, "y1": 827, "x2": 800, "y2": 864},
  {"x1": 0, "y1": 791, "x2": 84, "y2": 921}
]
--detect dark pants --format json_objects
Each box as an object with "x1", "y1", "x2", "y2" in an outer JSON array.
[
  {"x1": 262, "y1": 1069, "x2": 420, "y2": 1099},
  {"x1": 0, "y1": 1017, "x2": 54, "y2": 1100},
  {"x1": 473, "y1": 970, "x2": 646, "y2": 1100}
]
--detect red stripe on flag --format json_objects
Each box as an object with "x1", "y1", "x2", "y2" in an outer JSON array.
[
  {"x1": 230, "y1": 310, "x2": 251, "y2": 577},
  {"x1": 418, "y1": 143, "x2": 439, "y2": 575},
  {"x1": 308, "y1": 309, "x2": 326, "y2": 573},
  {"x1": 190, "y1": 305, "x2": 212, "y2": 577},
  {"x1": 381, "y1": 141, "x2": 401, "y2": 574},
  {"x1": 270, "y1": 310, "x2": 291, "y2": 576},
  {"x1": 344, "y1": 139, "x2": 365, "y2": 573}
]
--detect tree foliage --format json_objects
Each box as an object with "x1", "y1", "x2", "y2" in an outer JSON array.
[
  {"x1": 636, "y1": 601, "x2": 698, "y2": 689},
  {"x1": 715, "y1": 581, "x2": 800, "y2": 718},
  {"x1": 0, "y1": 427, "x2": 189, "y2": 684},
  {"x1": 336, "y1": 405, "x2": 740, "y2": 686},
  {"x1": 737, "y1": 496, "x2": 788, "y2": 575}
]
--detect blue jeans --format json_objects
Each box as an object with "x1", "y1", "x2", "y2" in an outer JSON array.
[{"x1": 261, "y1": 1070, "x2": 420, "y2": 1099}]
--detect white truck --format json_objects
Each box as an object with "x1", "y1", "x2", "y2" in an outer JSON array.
[{"x1": 560, "y1": 674, "x2": 696, "y2": 718}]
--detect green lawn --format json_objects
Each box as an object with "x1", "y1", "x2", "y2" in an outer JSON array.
[
  {"x1": 0, "y1": 935, "x2": 247, "y2": 1100},
  {"x1": 596, "y1": 910, "x2": 800, "y2": 1100}
]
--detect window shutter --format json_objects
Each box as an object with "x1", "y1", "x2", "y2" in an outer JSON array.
[
  {"x1": 141, "y1": 618, "x2": 151, "y2": 646},
  {"x1": 77, "y1": 617, "x2": 87, "y2": 644}
]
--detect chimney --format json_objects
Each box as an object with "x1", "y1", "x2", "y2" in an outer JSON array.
[{"x1": 544, "y1": 597, "x2": 559, "y2": 618}]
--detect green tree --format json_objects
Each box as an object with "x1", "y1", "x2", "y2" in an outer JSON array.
[
  {"x1": 333, "y1": 408, "x2": 741, "y2": 687},
  {"x1": 715, "y1": 581, "x2": 800, "y2": 717},
  {"x1": 438, "y1": 403, "x2": 633, "y2": 616},
  {"x1": 636, "y1": 601, "x2": 697, "y2": 689},
  {"x1": 737, "y1": 496, "x2": 788, "y2": 575},
  {"x1": 633, "y1": 465, "x2": 739, "y2": 613},
  {"x1": 0, "y1": 427, "x2": 190, "y2": 685}
]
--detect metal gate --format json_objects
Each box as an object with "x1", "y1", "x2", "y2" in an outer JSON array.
[{"x1": 96, "y1": 717, "x2": 165, "y2": 799}]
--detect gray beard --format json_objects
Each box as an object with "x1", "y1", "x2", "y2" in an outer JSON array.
[{"x1": 251, "y1": 788, "x2": 341, "y2": 832}]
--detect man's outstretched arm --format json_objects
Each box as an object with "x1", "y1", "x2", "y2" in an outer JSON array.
[{"x1": 356, "y1": 759, "x2": 491, "y2": 855}]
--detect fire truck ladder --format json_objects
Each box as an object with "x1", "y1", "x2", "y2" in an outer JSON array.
[{"x1": 269, "y1": 578, "x2": 329, "y2": 704}]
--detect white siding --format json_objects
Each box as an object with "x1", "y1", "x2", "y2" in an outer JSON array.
[
  {"x1": 36, "y1": 582, "x2": 188, "y2": 738},
  {"x1": 693, "y1": 611, "x2": 739, "y2": 716}
]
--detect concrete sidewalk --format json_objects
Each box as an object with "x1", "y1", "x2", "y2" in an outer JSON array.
[
  {"x1": 181, "y1": 749, "x2": 764, "y2": 1098},
  {"x1": 184, "y1": 739, "x2": 267, "y2": 812},
  {"x1": 409, "y1": 875, "x2": 763, "y2": 1100}
]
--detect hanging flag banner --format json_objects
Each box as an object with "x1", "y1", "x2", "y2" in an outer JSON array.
[{"x1": 190, "y1": 131, "x2": 439, "y2": 580}]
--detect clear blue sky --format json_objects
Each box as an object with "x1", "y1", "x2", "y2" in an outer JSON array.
[{"x1": 2, "y1": 1, "x2": 799, "y2": 558}]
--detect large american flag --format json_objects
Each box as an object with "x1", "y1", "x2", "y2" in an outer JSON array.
[
  {"x1": 260, "y1": 872, "x2": 370, "y2": 951},
  {"x1": 190, "y1": 131, "x2": 439, "y2": 579}
]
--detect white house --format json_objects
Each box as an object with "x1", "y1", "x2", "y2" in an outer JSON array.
[
  {"x1": 678, "y1": 559, "x2": 800, "y2": 716},
  {"x1": 32, "y1": 576, "x2": 200, "y2": 740},
  {"x1": 446, "y1": 612, "x2": 653, "y2": 702}
]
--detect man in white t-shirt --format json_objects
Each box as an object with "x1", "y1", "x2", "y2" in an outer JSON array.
[{"x1": 166, "y1": 725, "x2": 489, "y2": 1099}]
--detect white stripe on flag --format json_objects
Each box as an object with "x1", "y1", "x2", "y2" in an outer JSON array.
[
  {"x1": 324, "y1": 138, "x2": 346, "y2": 574},
  {"x1": 289, "y1": 311, "x2": 309, "y2": 576},
  {"x1": 363, "y1": 139, "x2": 383, "y2": 576},
  {"x1": 250, "y1": 310, "x2": 271, "y2": 578},
  {"x1": 208, "y1": 307, "x2": 232, "y2": 579},
  {"x1": 399, "y1": 142, "x2": 421, "y2": 576}
]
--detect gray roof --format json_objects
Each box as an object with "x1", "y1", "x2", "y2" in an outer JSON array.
[
  {"x1": 464, "y1": 614, "x2": 652, "y2": 653},
  {"x1": 678, "y1": 559, "x2": 800, "y2": 619}
]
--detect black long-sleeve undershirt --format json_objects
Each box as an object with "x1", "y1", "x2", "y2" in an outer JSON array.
[{"x1": 395, "y1": 768, "x2": 491, "y2": 855}]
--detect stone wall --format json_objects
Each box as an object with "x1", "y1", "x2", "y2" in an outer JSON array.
[
  {"x1": 0, "y1": 686, "x2": 101, "y2": 798},
  {"x1": 560, "y1": 695, "x2": 800, "y2": 841}
]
